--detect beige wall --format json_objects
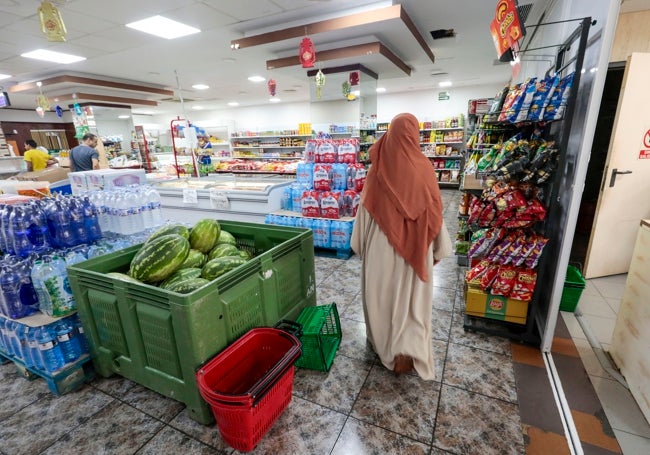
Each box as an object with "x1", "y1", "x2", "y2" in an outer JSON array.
[{"x1": 610, "y1": 10, "x2": 650, "y2": 62}]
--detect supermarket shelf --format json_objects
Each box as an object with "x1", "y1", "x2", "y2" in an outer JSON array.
[
  {"x1": 438, "y1": 181, "x2": 460, "y2": 188},
  {"x1": 231, "y1": 146, "x2": 305, "y2": 149},
  {"x1": 424, "y1": 155, "x2": 463, "y2": 159}
]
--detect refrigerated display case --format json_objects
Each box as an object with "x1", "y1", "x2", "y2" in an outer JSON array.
[{"x1": 154, "y1": 174, "x2": 294, "y2": 224}]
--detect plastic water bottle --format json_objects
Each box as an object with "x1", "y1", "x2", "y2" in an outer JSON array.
[
  {"x1": 5, "y1": 319, "x2": 22, "y2": 360},
  {"x1": 145, "y1": 186, "x2": 164, "y2": 227},
  {"x1": 26, "y1": 202, "x2": 52, "y2": 253},
  {"x1": 36, "y1": 326, "x2": 65, "y2": 372},
  {"x1": 16, "y1": 323, "x2": 34, "y2": 367},
  {"x1": 46, "y1": 200, "x2": 75, "y2": 248},
  {"x1": 9, "y1": 205, "x2": 34, "y2": 258},
  {"x1": 332, "y1": 164, "x2": 348, "y2": 190},
  {"x1": 31, "y1": 258, "x2": 58, "y2": 317},
  {"x1": 70, "y1": 314, "x2": 89, "y2": 355},
  {"x1": 54, "y1": 319, "x2": 81, "y2": 363},
  {"x1": 0, "y1": 205, "x2": 14, "y2": 255},
  {"x1": 0, "y1": 315, "x2": 11, "y2": 355},
  {"x1": 0, "y1": 266, "x2": 28, "y2": 319},
  {"x1": 81, "y1": 196, "x2": 102, "y2": 242},
  {"x1": 68, "y1": 197, "x2": 88, "y2": 245},
  {"x1": 90, "y1": 192, "x2": 111, "y2": 234},
  {"x1": 281, "y1": 187, "x2": 292, "y2": 211},
  {"x1": 126, "y1": 188, "x2": 144, "y2": 234},
  {"x1": 16, "y1": 258, "x2": 38, "y2": 317},
  {"x1": 26, "y1": 326, "x2": 43, "y2": 370}
]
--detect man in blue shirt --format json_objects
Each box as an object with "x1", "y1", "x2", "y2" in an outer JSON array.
[{"x1": 70, "y1": 133, "x2": 100, "y2": 172}]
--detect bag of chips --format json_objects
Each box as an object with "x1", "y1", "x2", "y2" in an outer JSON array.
[
  {"x1": 498, "y1": 84, "x2": 525, "y2": 123},
  {"x1": 465, "y1": 260, "x2": 491, "y2": 286},
  {"x1": 490, "y1": 266, "x2": 519, "y2": 296},
  {"x1": 510, "y1": 269, "x2": 538, "y2": 301},
  {"x1": 515, "y1": 78, "x2": 538, "y2": 123},
  {"x1": 527, "y1": 75, "x2": 560, "y2": 122},
  {"x1": 543, "y1": 72, "x2": 574, "y2": 121},
  {"x1": 479, "y1": 265, "x2": 500, "y2": 291},
  {"x1": 524, "y1": 236, "x2": 549, "y2": 268}
]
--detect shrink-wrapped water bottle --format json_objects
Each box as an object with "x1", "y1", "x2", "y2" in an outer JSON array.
[
  {"x1": 36, "y1": 326, "x2": 65, "y2": 372},
  {"x1": 9, "y1": 205, "x2": 34, "y2": 258},
  {"x1": 68, "y1": 197, "x2": 88, "y2": 244},
  {"x1": 0, "y1": 205, "x2": 14, "y2": 255},
  {"x1": 82, "y1": 196, "x2": 102, "y2": 242},
  {"x1": 27, "y1": 326, "x2": 43, "y2": 370},
  {"x1": 0, "y1": 265, "x2": 28, "y2": 319},
  {"x1": 54, "y1": 319, "x2": 82, "y2": 363}
]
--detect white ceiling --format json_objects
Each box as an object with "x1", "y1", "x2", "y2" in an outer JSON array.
[{"x1": 0, "y1": 0, "x2": 643, "y2": 115}]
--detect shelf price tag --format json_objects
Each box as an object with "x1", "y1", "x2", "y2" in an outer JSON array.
[
  {"x1": 209, "y1": 189, "x2": 230, "y2": 210},
  {"x1": 182, "y1": 189, "x2": 198, "y2": 204}
]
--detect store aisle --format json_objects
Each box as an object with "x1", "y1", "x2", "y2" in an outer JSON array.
[{"x1": 0, "y1": 189, "x2": 622, "y2": 455}]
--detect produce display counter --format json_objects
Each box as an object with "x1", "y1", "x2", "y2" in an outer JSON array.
[{"x1": 154, "y1": 175, "x2": 294, "y2": 224}]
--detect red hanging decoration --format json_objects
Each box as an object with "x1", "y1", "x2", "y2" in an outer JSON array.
[
  {"x1": 268, "y1": 79, "x2": 277, "y2": 97},
  {"x1": 298, "y1": 37, "x2": 316, "y2": 68},
  {"x1": 349, "y1": 71, "x2": 360, "y2": 86}
]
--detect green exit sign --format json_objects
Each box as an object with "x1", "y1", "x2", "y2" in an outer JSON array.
[{"x1": 438, "y1": 91, "x2": 450, "y2": 101}]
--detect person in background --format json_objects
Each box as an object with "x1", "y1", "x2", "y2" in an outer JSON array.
[
  {"x1": 23, "y1": 139, "x2": 58, "y2": 171},
  {"x1": 351, "y1": 112, "x2": 452, "y2": 379},
  {"x1": 198, "y1": 136, "x2": 212, "y2": 150},
  {"x1": 69, "y1": 133, "x2": 99, "y2": 172}
]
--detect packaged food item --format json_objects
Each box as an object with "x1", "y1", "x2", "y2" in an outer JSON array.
[
  {"x1": 337, "y1": 138, "x2": 358, "y2": 163},
  {"x1": 466, "y1": 260, "x2": 490, "y2": 286},
  {"x1": 488, "y1": 84, "x2": 510, "y2": 121},
  {"x1": 486, "y1": 231, "x2": 519, "y2": 263},
  {"x1": 490, "y1": 265, "x2": 519, "y2": 296},
  {"x1": 320, "y1": 191, "x2": 341, "y2": 219},
  {"x1": 468, "y1": 228, "x2": 504, "y2": 258},
  {"x1": 527, "y1": 75, "x2": 560, "y2": 122},
  {"x1": 510, "y1": 269, "x2": 538, "y2": 301},
  {"x1": 524, "y1": 236, "x2": 549, "y2": 269},
  {"x1": 479, "y1": 265, "x2": 500, "y2": 290},
  {"x1": 313, "y1": 164, "x2": 333, "y2": 191},
  {"x1": 501, "y1": 235, "x2": 529, "y2": 265},
  {"x1": 477, "y1": 145, "x2": 500, "y2": 173},
  {"x1": 514, "y1": 78, "x2": 538, "y2": 123},
  {"x1": 498, "y1": 84, "x2": 526, "y2": 123},
  {"x1": 317, "y1": 140, "x2": 337, "y2": 163},
  {"x1": 301, "y1": 190, "x2": 320, "y2": 217},
  {"x1": 543, "y1": 72, "x2": 575, "y2": 121}
]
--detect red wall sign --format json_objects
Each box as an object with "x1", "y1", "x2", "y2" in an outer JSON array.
[
  {"x1": 639, "y1": 129, "x2": 650, "y2": 159},
  {"x1": 490, "y1": 0, "x2": 525, "y2": 61}
]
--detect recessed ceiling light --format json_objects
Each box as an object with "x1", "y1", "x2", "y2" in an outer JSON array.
[
  {"x1": 125, "y1": 15, "x2": 200, "y2": 40},
  {"x1": 376, "y1": 87, "x2": 386, "y2": 93},
  {"x1": 0, "y1": 73, "x2": 10, "y2": 80},
  {"x1": 248, "y1": 76, "x2": 266, "y2": 83},
  {"x1": 118, "y1": 115, "x2": 130, "y2": 119},
  {"x1": 21, "y1": 49, "x2": 86, "y2": 64},
  {"x1": 269, "y1": 97, "x2": 281, "y2": 103},
  {"x1": 191, "y1": 105, "x2": 204, "y2": 110},
  {"x1": 227, "y1": 102, "x2": 239, "y2": 107},
  {"x1": 192, "y1": 84, "x2": 209, "y2": 90},
  {"x1": 438, "y1": 81, "x2": 452, "y2": 87}
]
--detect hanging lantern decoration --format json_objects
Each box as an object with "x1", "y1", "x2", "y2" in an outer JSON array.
[
  {"x1": 268, "y1": 79, "x2": 277, "y2": 97},
  {"x1": 36, "y1": 94, "x2": 50, "y2": 111},
  {"x1": 342, "y1": 81, "x2": 351, "y2": 99},
  {"x1": 35, "y1": 106, "x2": 45, "y2": 118},
  {"x1": 314, "y1": 69, "x2": 326, "y2": 100},
  {"x1": 73, "y1": 103, "x2": 82, "y2": 116},
  {"x1": 299, "y1": 37, "x2": 316, "y2": 68},
  {"x1": 349, "y1": 71, "x2": 360, "y2": 86},
  {"x1": 38, "y1": 1, "x2": 67, "y2": 42},
  {"x1": 55, "y1": 105, "x2": 63, "y2": 118}
]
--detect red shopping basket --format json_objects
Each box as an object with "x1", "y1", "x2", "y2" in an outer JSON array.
[{"x1": 196, "y1": 327, "x2": 301, "y2": 452}]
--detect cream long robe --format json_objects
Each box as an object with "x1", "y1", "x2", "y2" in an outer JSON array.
[{"x1": 351, "y1": 203, "x2": 453, "y2": 380}]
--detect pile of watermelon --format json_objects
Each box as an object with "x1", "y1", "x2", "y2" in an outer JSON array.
[{"x1": 113, "y1": 219, "x2": 254, "y2": 294}]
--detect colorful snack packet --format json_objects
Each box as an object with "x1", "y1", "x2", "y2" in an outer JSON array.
[
  {"x1": 527, "y1": 75, "x2": 560, "y2": 122},
  {"x1": 490, "y1": 265, "x2": 519, "y2": 296},
  {"x1": 465, "y1": 260, "x2": 491, "y2": 286},
  {"x1": 524, "y1": 237, "x2": 549, "y2": 269},
  {"x1": 543, "y1": 72, "x2": 574, "y2": 121},
  {"x1": 510, "y1": 269, "x2": 538, "y2": 301},
  {"x1": 479, "y1": 265, "x2": 501, "y2": 291},
  {"x1": 515, "y1": 78, "x2": 538, "y2": 123}
]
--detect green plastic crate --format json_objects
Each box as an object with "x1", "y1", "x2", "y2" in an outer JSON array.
[
  {"x1": 559, "y1": 265, "x2": 586, "y2": 312},
  {"x1": 66, "y1": 221, "x2": 316, "y2": 424},
  {"x1": 294, "y1": 303, "x2": 341, "y2": 372}
]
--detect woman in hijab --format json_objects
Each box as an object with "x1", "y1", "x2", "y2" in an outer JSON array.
[{"x1": 351, "y1": 113, "x2": 452, "y2": 379}]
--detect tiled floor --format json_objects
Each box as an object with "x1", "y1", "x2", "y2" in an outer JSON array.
[
  {"x1": 561, "y1": 273, "x2": 650, "y2": 455},
  {"x1": 0, "y1": 189, "x2": 645, "y2": 454}
]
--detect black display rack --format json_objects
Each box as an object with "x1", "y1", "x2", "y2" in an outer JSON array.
[{"x1": 462, "y1": 17, "x2": 593, "y2": 344}]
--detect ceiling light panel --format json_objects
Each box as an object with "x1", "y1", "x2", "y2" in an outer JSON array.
[
  {"x1": 192, "y1": 84, "x2": 209, "y2": 90},
  {"x1": 125, "y1": 16, "x2": 200, "y2": 39},
  {"x1": 0, "y1": 73, "x2": 10, "y2": 80},
  {"x1": 248, "y1": 76, "x2": 266, "y2": 82},
  {"x1": 21, "y1": 49, "x2": 86, "y2": 64}
]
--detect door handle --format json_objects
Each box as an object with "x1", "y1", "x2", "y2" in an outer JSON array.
[{"x1": 609, "y1": 168, "x2": 633, "y2": 187}]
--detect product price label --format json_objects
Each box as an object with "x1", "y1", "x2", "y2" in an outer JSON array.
[
  {"x1": 182, "y1": 189, "x2": 198, "y2": 204},
  {"x1": 210, "y1": 189, "x2": 230, "y2": 210}
]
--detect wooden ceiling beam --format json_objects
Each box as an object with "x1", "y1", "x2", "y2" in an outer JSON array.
[
  {"x1": 306, "y1": 64, "x2": 379, "y2": 80},
  {"x1": 267, "y1": 42, "x2": 411, "y2": 75},
  {"x1": 51, "y1": 93, "x2": 158, "y2": 106},
  {"x1": 232, "y1": 4, "x2": 434, "y2": 64},
  {"x1": 9, "y1": 75, "x2": 174, "y2": 96}
]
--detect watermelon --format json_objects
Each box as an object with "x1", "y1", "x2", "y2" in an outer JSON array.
[
  {"x1": 107, "y1": 272, "x2": 141, "y2": 283},
  {"x1": 237, "y1": 249, "x2": 253, "y2": 260},
  {"x1": 216, "y1": 230, "x2": 237, "y2": 246},
  {"x1": 166, "y1": 277, "x2": 210, "y2": 294},
  {"x1": 129, "y1": 234, "x2": 190, "y2": 283},
  {"x1": 207, "y1": 243, "x2": 240, "y2": 261},
  {"x1": 160, "y1": 267, "x2": 202, "y2": 289},
  {"x1": 201, "y1": 256, "x2": 248, "y2": 280},
  {"x1": 179, "y1": 249, "x2": 206, "y2": 269},
  {"x1": 189, "y1": 219, "x2": 221, "y2": 253},
  {"x1": 146, "y1": 224, "x2": 190, "y2": 244}
]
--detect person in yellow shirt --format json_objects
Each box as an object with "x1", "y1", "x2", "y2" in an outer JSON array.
[{"x1": 23, "y1": 139, "x2": 57, "y2": 171}]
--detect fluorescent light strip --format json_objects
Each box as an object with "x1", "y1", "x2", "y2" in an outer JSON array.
[
  {"x1": 227, "y1": 102, "x2": 239, "y2": 107},
  {"x1": 21, "y1": 49, "x2": 86, "y2": 64},
  {"x1": 126, "y1": 15, "x2": 200, "y2": 39},
  {"x1": 248, "y1": 76, "x2": 266, "y2": 82},
  {"x1": 192, "y1": 84, "x2": 209, "y2": 90},
  {"x1": 438, "y1": 81, "x2": 452, "y2": 87},
  {"x1": 0, "y1": 73, "x2": 11, "y2": 80}
]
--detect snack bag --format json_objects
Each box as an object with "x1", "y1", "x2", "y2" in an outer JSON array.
[
  {"x1": 501, "y1": 235, "x2": 529, "y2": 265},
  {"x1": 527, "y1": 75, "x2": 560, "y2": 122},
  {"x1": 510, "y1": 269, "x2": 538, "y2": 301},
  {"x1": 313, "y1": 164, "x2": 333, "y2": 191},
  {"x1": 490, "y1": 265, "x2": 518, "y2": 296},
  {"x1": 479, "y1": 265, "x2": 500, "y2": 291},
  {"x1": 488, "y1": 84, "x2": 510, "y2": 120},
  {"x1": 543, "y1": 72, "x2": 574, "y2": 121},
  {"x1": 524, "y1": 236, "x2": 549, "y2": 268},
  {"x1": 477, "y1": 145, "x2": 500, "y2": 173},
  {"x1": 465, "y1": 260, "x2": 490, "y2": 286},
  {"x1": 301, "y1": 190, "x2": 320, "y2": 217},
  {"x1": 498, "y1": 83, "x2": 525, "y2": 123},
  {"x1": 514, "y1": 78, "x2": 538, "y2": 123},
  {"x1": 337, "y1": 138, "x2": 358, "y2": 164},
  {"x1": 320, "y1": 191, "x2": 341, "y2": 219},
  {"x1": 486, "y1": 232, "x2": 519, "y2": 264}
]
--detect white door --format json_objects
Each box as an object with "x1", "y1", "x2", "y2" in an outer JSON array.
[{"x1": 584, "y1": 52, "x2": 650, "y2": 278}]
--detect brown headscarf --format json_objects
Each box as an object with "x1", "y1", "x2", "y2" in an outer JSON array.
[{"x1": 361, "y1": 113, "x2": 444, "y2": 282}]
